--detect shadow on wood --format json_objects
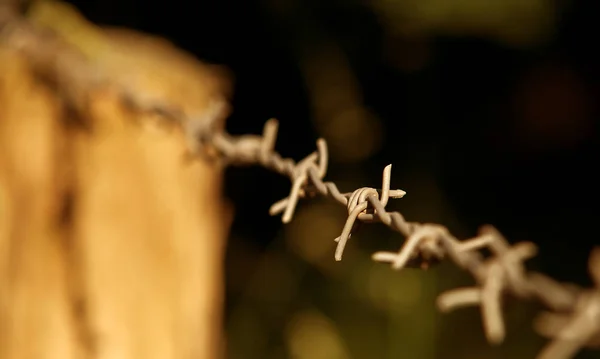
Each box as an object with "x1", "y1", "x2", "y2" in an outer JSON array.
[{"x1": 0, "y1": 24, "x2": 233, "y2": 359}]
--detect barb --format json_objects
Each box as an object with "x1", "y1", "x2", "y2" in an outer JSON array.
[
  {"x1": 197, "y1": 109, "x2": 600, "y2": 359},
  {"x1": 333, "y1": 164, "x2": 406, "y2": 261},
  {"x1": 3, "y1": 8, "x2": 599, "y2": 358},
  {"x1": 198, "y1": 114, "x2": 600, "y2": 359}
]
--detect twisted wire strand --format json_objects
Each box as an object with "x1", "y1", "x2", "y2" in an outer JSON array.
[
  {"x1": 197, "y1": 105, "x2": 600, "y2": 359},
  {"x1": 2, "y1": 9, "x2": 599, "y2": 358}
]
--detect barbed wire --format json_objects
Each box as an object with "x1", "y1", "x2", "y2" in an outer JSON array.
[
  {"x1": 194, "y1": 99, "x2": 600, "y2": 359},
  {"x1": 1, "y1": 6, "x2": 599, "y2": 358}
]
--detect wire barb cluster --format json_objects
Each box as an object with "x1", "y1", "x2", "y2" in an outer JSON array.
[
  {"x1": 194, "y1": 99, "x2": 600, "y2": 359},
  {"x1": 1, "y1": 8, "x2": 598, "y2": 358}
]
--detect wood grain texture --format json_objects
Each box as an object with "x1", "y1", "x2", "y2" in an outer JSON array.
[{"x1": 0, "y1": 34, "x2": 232, "y2": 359}]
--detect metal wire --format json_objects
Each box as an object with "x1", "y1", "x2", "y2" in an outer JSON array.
[
  {"x1": 194, "y1": 101, "x2": 600, "y2": 359},
  {"x1": 2, "y1": 8, "x2": 599, "y2": 358}
]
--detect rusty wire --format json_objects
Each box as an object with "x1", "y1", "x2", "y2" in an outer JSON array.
[{"x1": 2, "y1": 7, "x2": 599, "y2": 359}]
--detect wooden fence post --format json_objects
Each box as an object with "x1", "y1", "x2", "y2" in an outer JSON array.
[{"x1": 0, "y1": 27, "x2": 232, "y2": 358}]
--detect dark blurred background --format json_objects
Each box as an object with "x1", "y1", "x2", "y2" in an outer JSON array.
[{"x1": 65, "y1": 0, "x2": 598, "y2": 358}]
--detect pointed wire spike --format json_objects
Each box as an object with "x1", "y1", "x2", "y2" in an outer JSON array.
[
  {"x1": 372, "y1": 252, "x2": 398, "y2": 262},
  {"x1": 389, "y1": 190, "x2": 406, "y2": 198},
  {"x1": 334, "y1": 243, "x2": 345, "y2": 261},
  {"x1": 379, "y1": 165, "x2": 392, "y2": 207},
  {"x1": 269, "y1": 198, "x2": 289, "y2": 216}
]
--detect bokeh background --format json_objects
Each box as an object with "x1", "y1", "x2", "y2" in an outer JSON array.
[{"x1": 65, "y1": 0, "x2": 598, "y2": 358}]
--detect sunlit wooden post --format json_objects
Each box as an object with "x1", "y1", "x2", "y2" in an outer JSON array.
[{"x1": 0, "y1": 21, "x2": 232, "y2": 359}]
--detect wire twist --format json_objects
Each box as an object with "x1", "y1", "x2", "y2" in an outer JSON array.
[{"x1": 199, "y1": 114, "x2": 600, "y2": 359}]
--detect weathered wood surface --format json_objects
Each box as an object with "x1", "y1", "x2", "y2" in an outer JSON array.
[{"x1": 0, "y1": 8, "x2": 233, "y2": 358}]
